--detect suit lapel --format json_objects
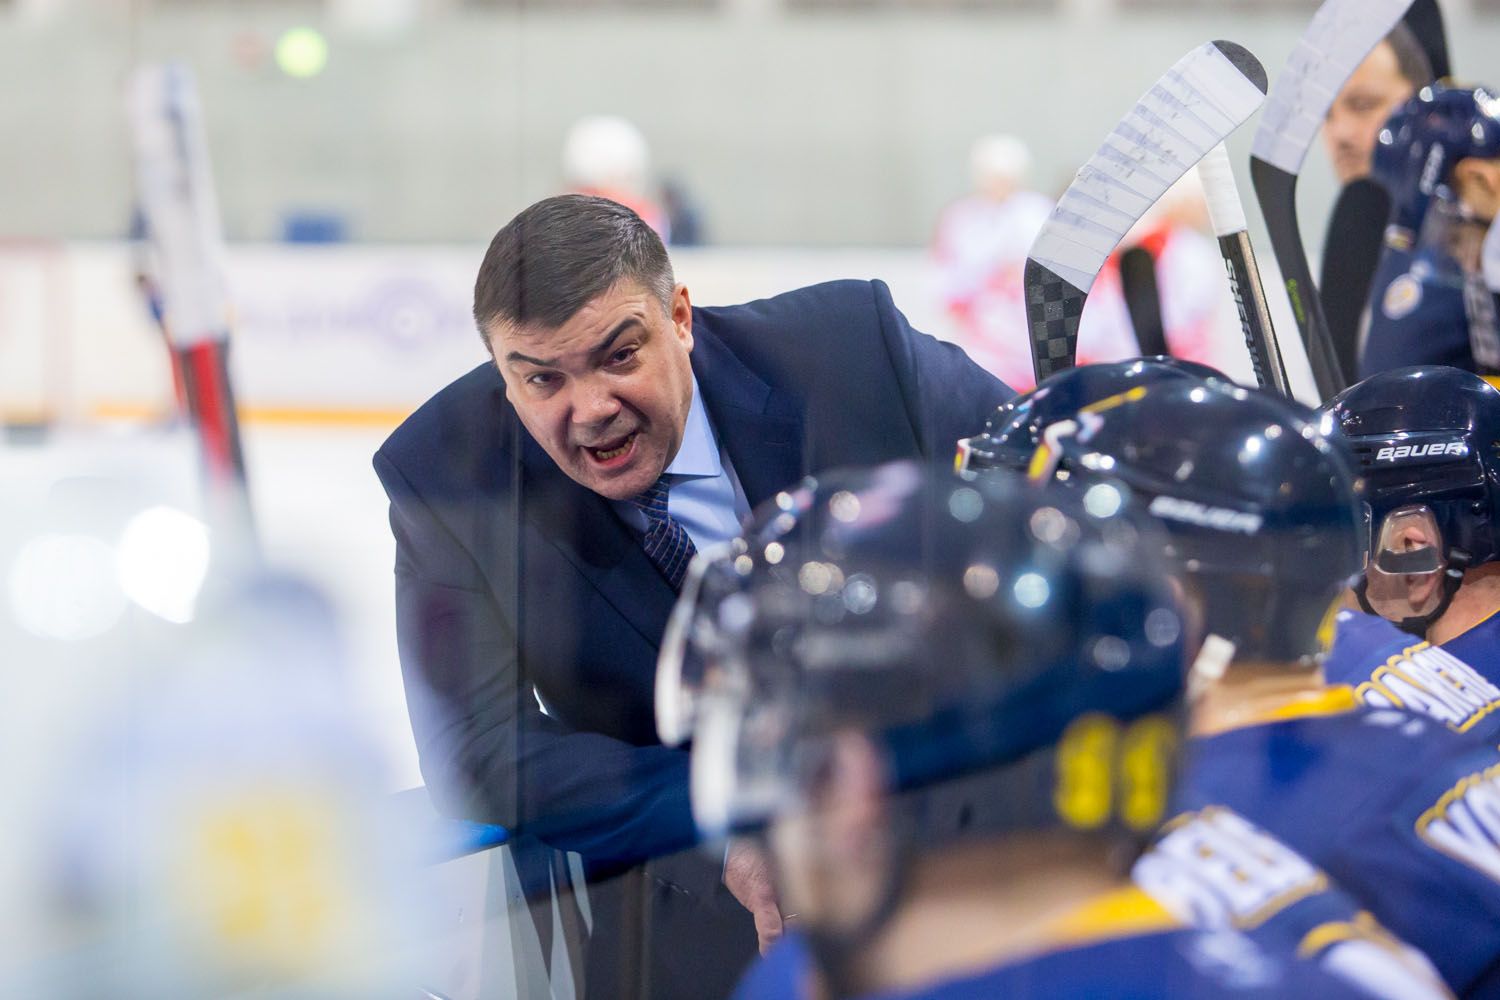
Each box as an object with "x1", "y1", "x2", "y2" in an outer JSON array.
[
  {"x1": 517, "y1": 432, "x2": 679, "y2": 648},
  {"x1": 690, "y1": 326, "x2": 806, "y2": 509}
]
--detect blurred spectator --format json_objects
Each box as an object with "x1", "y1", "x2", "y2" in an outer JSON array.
[
  {"x1": 660, "y1": 176, "x2": 707, "y2": 247},
  {"x1": 1323, "y1": 24, "x2": 1433, "y2": 187},
  {"x1": 930, "y1": 133, "x2": 1053, "y2": 389},
  {"x1": 1320, "y1": 19, "x2": 1439, "y2": 379},
  {"x1": 562, "y1": 114, "x2": 670, "y2": 239}
]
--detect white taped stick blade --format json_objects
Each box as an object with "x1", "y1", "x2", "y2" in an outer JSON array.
[
  {"x1": 127, "y1": 63, "x2": 232, "y2": 349},
  {"x1": 1198, "y1": 143, "x2": 1249, "y2": 239},
  {"x1": 1250, "y1": 0, "x2": 1413, "y2": 176},
  {"x1": 1029, "y1": 40, "x2": 1267, "y2": 294}
]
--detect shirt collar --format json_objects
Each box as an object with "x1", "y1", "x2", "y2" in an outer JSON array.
[{"x1": 664, "y1": 374, "x2": 723, "y2": 481}]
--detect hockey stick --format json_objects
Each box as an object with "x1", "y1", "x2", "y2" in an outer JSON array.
[
  {"x1": 1249, "y1": 0, "x2": 1414, "y2": 400},
  {"x1": 1197, "y1": 143, "x2": 1291, "y2": 396},
  {"x1": 127, "y1": 63, "x2": 257, "y2": 553},
  {"x1": 1026, "y1": 40, "x2": 1268, "y2": 383},
  {"x1": 1119, "y1": 247, "x2": 1169, "y2": 357}
]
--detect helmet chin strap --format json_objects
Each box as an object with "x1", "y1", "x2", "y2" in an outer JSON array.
[{"x1": 1356, "y1": 551, "x2": 1471, "y2": 637}]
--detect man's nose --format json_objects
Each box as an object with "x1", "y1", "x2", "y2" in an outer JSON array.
[
  {"x1": 571, "y1": 378, "x2": 622, "y2": 427},
  {"x1": 1326, "y1": 112, "x2": 1355, "y2": 147}
]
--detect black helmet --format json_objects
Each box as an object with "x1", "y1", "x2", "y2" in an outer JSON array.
[
  {"x1": 958, "y1": 358, "x2": 1227, "y2": 476},
  {"x1": 667, "y1": 461, "x2": 1186, "y2": 842},
  {"x1": 1035, "y1": 381, "x2": 1363, "y2": 663},
  {"x1": 1320, "y1": 365, "x2": 1500, "y2": 632}
]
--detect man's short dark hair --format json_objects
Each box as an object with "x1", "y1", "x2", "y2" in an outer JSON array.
[
  {"x1": 473, "y1": 194, "x2": 674, "y2": 345},
  {"x1": 1386, "y1": 22, "x2": 1435, "y2": 90}
]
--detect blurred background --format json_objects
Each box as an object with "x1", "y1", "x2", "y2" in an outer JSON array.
[
  {"x1": 0, "y1": 1, "x2": 1496, "y2": 993},
  {"x1": 5, "y1": 0, "x2": 1499, "y2": 790}
]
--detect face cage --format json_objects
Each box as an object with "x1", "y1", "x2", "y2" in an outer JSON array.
[{"x1": 1354, "y1": 503, "x2": 1469, "y2": 632}]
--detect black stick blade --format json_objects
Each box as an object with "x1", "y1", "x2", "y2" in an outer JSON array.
[{"x1": 1026, "y1": 260, "x2": 1089, "y2": 383}]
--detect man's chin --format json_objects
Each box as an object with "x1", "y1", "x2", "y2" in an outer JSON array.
[
  {"x1": 572, "y1": 461, "x2": 660, "y2": 502},
  {"x1": 1333, "y1": 160, "x2": 1367, "y2": 186}
]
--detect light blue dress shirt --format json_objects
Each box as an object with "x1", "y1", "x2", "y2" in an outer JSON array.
[{"x1": 612, "y1": 374, "x2": 751, "y2": 551}]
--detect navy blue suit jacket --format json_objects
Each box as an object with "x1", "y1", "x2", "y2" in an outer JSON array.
[{"x1": 375, "y1": 279, "x2": 1011, "y2": 870}]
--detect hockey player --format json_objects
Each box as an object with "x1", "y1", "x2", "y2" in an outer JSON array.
[
  {"x1": 1361, "y1": 86, "x2": 1500, "y2": 378},
  {"x1": 1029, "y1": 380, "x2": 1500, "y2": 996},
  {"x1": 670, "y1": 463, "x2": 1433, "y2": 1000},
  {"x1": 1317, "y1": 365, "x2": 1500, "y2": 740}
]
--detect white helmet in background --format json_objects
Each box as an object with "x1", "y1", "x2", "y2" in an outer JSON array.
[{"x1": 562, "y1": 114, "x2": 652, "y2": 196}]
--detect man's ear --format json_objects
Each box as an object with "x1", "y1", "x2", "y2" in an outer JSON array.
[
  {"x1": 671, "y1": 284, "x2": 694, "y2": 352},
  {"x1": 1455, "y1": 158, "x2": 1500, "y2": 221}
]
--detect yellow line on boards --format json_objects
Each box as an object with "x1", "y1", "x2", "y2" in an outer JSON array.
[{"x1": 84, "y1": 403, "x2": 413, "y2": 429}]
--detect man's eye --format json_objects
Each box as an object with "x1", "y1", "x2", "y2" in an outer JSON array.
[
  {"x1": 609, "y1": 346, "x2": 640, "y2": 366},
  {"x1": 526, "y1": 372, "x2": 558, "y2": 388}
]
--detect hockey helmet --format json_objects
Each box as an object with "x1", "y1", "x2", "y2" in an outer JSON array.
[
  {"x1": 1032, "y1": 380, "x2": 1363, "y2": 664},
  {"x1": 956, "y1": 357, "x2": 1227, "y2": 477},
  {"x1": 1320, "y1": 365, "x2": 1500, "y2": 632},
  {"x1": 671, "y1": 461, "x2": 1186, "y2": 844},
  {"x1": 1372, "y1": 84, "x2": 1500, "y2": 233}
]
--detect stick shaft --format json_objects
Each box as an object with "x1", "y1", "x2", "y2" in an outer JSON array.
[
  {"x1": 1250, "y1": 158, "x2": 1347, "y2": 399},
  {"x1": 1197, "y1": 143, "x2": 1290, "y2": 395}
]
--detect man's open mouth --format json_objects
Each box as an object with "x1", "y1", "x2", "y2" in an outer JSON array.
[{"x1": 586, "y1": 432, "x2": 637, "y2": 464}]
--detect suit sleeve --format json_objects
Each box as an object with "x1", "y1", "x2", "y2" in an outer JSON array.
[
  {"x1": 867, "y1": 279, "x2": 1015, "y2": 461},
  {"x1": 374, "y1": 448, "x2": 696, "y2": 872}
]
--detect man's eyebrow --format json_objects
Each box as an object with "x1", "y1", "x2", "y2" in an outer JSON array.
[
  {"x1": 587, "y1": 319, "x2": 643, "y2": 360},
  {"x1": 504, "y1": 318, "x2": 643, "y2": 368}
]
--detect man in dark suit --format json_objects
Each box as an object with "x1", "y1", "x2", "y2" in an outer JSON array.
[{"x1": 374, "y1": 194, "x2": 1011, "y2": 997}]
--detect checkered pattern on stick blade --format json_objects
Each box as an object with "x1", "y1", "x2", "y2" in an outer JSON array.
[{"x1": 1025, "y1": 260, "x2": 1087, "y2": 383}]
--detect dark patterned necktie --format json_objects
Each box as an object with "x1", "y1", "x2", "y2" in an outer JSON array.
[{"x1": 630, "y1": 476, "x2": 697, "y2": 590}]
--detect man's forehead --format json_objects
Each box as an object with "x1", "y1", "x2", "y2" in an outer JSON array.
[
  {"x1": 497, "y1": 282, "x2": 657, "y2": 348},
  {"x1": 1349, "y1": 42, "x2": 1402, "y2": 88}
]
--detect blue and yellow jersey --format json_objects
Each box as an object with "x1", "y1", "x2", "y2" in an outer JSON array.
[
  {"x1": 1183, "y1": 690, "x2": 1500, "y2": 994},
  {"x1": 1135, "y1": 805, "x2": 1448, "y2": 999},
  {"x1": 1325, "y1": 609, "x2": 1500, "y2": 741},
  {"x1": 1441, "y1": 608, "x2": 1500, "y2": 694},
  {"x1": 733, "y1": 887, "x2": 1391, "y2": 999}
]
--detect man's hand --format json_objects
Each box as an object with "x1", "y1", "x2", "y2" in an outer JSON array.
[{"x1": 723, "y1": 838, "x2": 783, "y2": 955}]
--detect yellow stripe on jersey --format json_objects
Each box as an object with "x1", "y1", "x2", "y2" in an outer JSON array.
[
  {"x1": 1044, "y1": 886, "x2": 1181, "y2": 951},
  {"x1": 1239, "y1": 685, "x2": 1359, "y2": 727}
]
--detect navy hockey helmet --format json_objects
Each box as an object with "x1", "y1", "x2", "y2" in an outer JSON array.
[
  {"x1": 675, "y1": 461, "x2": 1186, "y2": 843},
  {"x1": 1372, "y1": 84, "x2": 1500, "y2": 233},
  {"x1": 956, "y1": 357, "x2": 1226, "y2": 476},
  {"x1": 1034, "y1": 381, "x2": 1363, "y2": 665},
  {"x1": 1320, "y1": 365, "x2": 1500, "y2": 632},
  {"x1": 656, "y1": 475, "x2": 825, "y2": 747}
]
